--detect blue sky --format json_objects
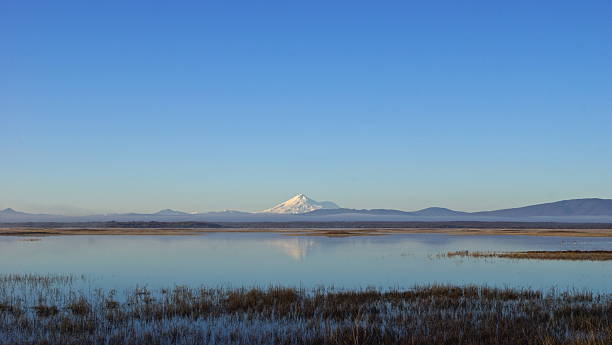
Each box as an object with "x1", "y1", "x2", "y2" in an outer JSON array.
[{"x1": 1, "y1": 1, "x2": 611, "y2": 214}]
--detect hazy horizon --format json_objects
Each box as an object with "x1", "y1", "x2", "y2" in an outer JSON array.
[
  {"x1": 2, "y1": 194, "x2": 612, "y2": 216},
  {"x1": 2, "y1": 1, "x2": 611, "y2": 215}
]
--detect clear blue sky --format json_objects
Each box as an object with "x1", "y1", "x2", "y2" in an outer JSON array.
[{"x1": 1, "y1": 1, "x2": 611, "y2": 215}]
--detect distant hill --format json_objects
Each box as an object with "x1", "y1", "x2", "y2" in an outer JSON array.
[
  {"x1": 152, "y1": 209, "x2": 190, "y2": 216},
  {"x1": 410, "y1": 207, "x2": 469, "y2": 217},
  {"x1": 2, "y1": 198, "x2": 612, "y2": 223},
  {"x1": 304, "y1": 208, "x2": 413, "y2": 216},
  {"x1": 0, "y1": 208, "x2": 62, "y2": 222},
  {"x1": 474, "y1": 198, "x2": 612, "y2": 217},
  {"x1": 304, "y1": 207, "x2": 467, "y2": 217},
  {"x1": 0, "y1": 208, "x2": 26, "y2": 216}
]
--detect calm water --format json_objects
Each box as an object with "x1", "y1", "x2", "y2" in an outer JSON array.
[{"x1": 1, "y1": 233, "x2": 610, "y2": 292}]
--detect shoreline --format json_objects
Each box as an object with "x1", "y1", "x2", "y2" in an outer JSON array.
[{"x1": 1, "y1": 227, "x2": 612, "y2": 237}]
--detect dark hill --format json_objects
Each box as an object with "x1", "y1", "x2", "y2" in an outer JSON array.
[{"x1": 474, "y1": 198, "x2": 612, "y2": 217}]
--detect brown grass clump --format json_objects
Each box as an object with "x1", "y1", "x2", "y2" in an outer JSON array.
[
  {"x1": 0, "y1": 303, "x2": 13, "y2": 313},
  {"x1": 67, "y1": 297, "x2": 90, "y2": 316},
  {"x1": 33, "y1": 304, "x2": 59, "y2": 317},
  {"x1": 105, "y1": 300, "x2": 119, "y2": 309}
]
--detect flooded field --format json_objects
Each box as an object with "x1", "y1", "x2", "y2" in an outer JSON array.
[
  {"x1": 0, "y1": 275, "x2": 610, "y2": 345},
  {"x1": 0, "y1": 232, "x2": 610, "y2": 292}
]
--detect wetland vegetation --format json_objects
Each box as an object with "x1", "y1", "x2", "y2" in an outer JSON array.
[
  {"x1": 0, "y1": 274, "x2": 610, "y2": 345},
  {"x1": 444, "y1": 250, "x2": 612, "y2": 261}
]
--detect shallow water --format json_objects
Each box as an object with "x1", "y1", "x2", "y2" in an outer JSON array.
[{"x1": 0, "y1": 233, "x2": 610, "y2": 292}]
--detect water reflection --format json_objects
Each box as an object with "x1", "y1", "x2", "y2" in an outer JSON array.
[
  {"x1": 0, "y1": 233, "x2": 610, "y2": 292},
  {"x1": 266, "y1": 238, "x2": 316, "y2": 261}
]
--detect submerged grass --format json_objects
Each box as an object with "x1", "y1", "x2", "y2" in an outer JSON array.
[
  {"x1": 445, "y1": 250, "x2": 612, "y2": 261},
  {"x1": 0, "y1": 274, "x2": 609, "y2": 344}
]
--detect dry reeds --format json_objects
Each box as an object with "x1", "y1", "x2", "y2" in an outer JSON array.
[
  {"x1": 444, "y1": 250, "x2": 612, "y2": 261},
  {"x1": 0, "y1": 274, "x2": 609, "y2": 344}
]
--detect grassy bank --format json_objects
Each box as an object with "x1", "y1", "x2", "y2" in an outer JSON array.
[
  {"x1": 0, "y1": 275, "x2": 609, "y2": 344},
  {"x1": 445, "y1": 250, "x2": 612, "y2": 261}
]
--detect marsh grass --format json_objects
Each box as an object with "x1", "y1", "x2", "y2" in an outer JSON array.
[
  {"x1": 0, "y1": 273, "x2": 77, "y2": 286},
  {"x1": 33, "y1": 304, "x2": 59, "y2": 317},
  {"x1": 0, "y1": 274, "x2": 609, "y2": 344},
  {"x1": 444, "y1": 250, "x2": 612, "y2": 261}
]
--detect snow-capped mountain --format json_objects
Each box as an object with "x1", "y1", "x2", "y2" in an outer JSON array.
[
  {"x1": 258, "y1": 194, "x2": 340, "y2": 214},
  {"x1": 3, "y1": 198, "x2": 612, "y2": 222}
]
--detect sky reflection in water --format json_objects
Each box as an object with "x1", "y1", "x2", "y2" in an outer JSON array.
[{"x1": 0, "y1": 233, "x2": 610, "y2": 292}]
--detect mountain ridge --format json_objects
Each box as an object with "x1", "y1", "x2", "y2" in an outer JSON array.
[
  {"x1": 153, "y1": 209, "x2": 190, "y2": 216},
  {"x1": 473, "y1": 198, "x2": 612, "y2": 217},
  {"x1": 2, "y1": 197, "x2": 612, "y2": 223}
]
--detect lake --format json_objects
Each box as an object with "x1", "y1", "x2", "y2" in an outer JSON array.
[{"x1": 1, "y1": 233, "x2": 610, "y2": 292}]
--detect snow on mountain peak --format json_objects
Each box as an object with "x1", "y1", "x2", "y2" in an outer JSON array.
[{"x1": 258, "y1": 194, "x2": 340, "y2": 214}]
